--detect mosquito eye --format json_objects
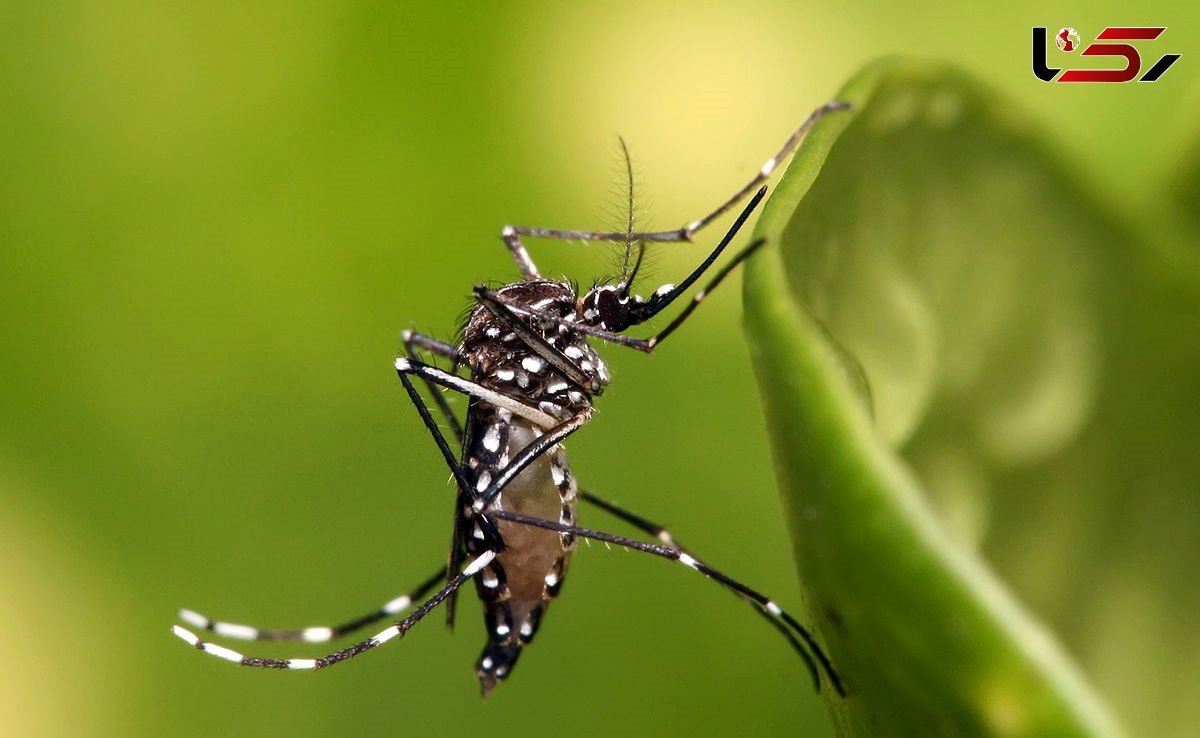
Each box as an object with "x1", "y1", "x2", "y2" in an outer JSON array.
[{"x1": 587, "y1": 288, "x2": 631, "y2": 331}]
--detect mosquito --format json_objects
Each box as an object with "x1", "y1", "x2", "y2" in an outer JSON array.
[{"x1": 173, "y1": 102, "x2": 850, "y2": 697}]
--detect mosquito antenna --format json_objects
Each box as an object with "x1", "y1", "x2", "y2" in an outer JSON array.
[
  {"x1": 625, "y1": 241, "x2": 646, "y2": 291},
  {"x1": 617, "y1": 136, "x2": 642, "y2": 290}
]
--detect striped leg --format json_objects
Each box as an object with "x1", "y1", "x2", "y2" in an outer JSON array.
[
  {"x1": 579, "y1": 491, "x2": 840, "y2": 694},
  {"x1": 176, "y1": 568, "x2": 444, "y2": 644},
  {"x1": 394, "y1": 357, "x2": 558, "y2": 429},
  {"x1": 500, "y1": 103, "x2": 850, "y2": 253},
  {"x1": 401, "y1": 330, "x2": 462, "y2": 364},
  {"x1": 487, "y1": 509, "x2": 845, "y2": 696},
  {"x1": 401, "y1": 330, "x2": 466, "y2": 443},
  {"x1": 394, "y1": 368, "x2": 481, "y2": 632},
  {"x1": 172, "y1": 551, "x2": 496, "y2": 670}
]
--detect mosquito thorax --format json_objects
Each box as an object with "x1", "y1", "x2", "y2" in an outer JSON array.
[{"x1": 461, "y1": 280, "x2": 611, "y2": 405}]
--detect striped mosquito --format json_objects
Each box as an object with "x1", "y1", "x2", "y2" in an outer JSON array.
[{"x1": 173, "y1": 102, "x2": 849, "y2": 697}]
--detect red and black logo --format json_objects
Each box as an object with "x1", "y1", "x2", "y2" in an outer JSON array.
[{"x1": 1033, "y1": 26, "x2": 1181, "y2": 82}]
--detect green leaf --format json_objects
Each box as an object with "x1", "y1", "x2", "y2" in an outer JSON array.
[{"x1": 744, "y1": 58, "x2": 1140, "y2": 738}]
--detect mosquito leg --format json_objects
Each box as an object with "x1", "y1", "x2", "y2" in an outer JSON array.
[
  {"x1": 395, "y1": 357, "x2": 558, "y2": 429},
  {"x1": 172, "y1": 551, "x2": 497, "y2": 670},
  {"x1": 502, "y1": 102, "x2": 849, "y2": 246},
  {"x1": 579, "y1": 491, "x2": 833, "y2": 693},
  {"x1": 580, "y1": 491, "x2": 681, "y2": 546},
  {"x1": 486, "y1": 509, "x2": 845, "y2": 696},
  {"x1": 393, "y1": 369, "x2": 477, "y2": 628},
  {"x1": 401, "y1": 330, "x2": 462, "y2": 363},
  {"x1": 177, "y1": 568, "x2": 445, "y2": 645},
  {"x1": 501, "y1": 226, "x2": 541, "y2": 280},
  {"x1": 674, "y1": 101, "x2": 849, "y2": 239},
  {"x1": 402, "y1": 330, "x2": 465, "y2": 443}
]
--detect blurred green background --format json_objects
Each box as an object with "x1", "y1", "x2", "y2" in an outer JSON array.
[{"x1": 1, "y1": 2, "x2": 1196, "y2": 737}]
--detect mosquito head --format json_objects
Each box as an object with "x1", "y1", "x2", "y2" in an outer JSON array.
[
  {"x1": 579, "y1": 281, "x2": 674, "y2": 333},
  {"x1": 580, "y1": 285, "x2": 633, "y2": 332}
]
